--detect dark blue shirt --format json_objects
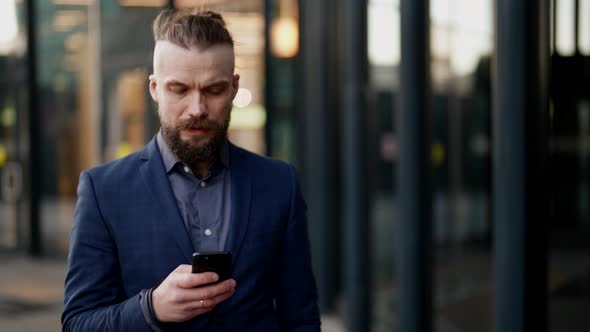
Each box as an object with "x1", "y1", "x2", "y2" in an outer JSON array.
[{"x1": 156, "y1": 132, "x2": 232, "y2": 252}]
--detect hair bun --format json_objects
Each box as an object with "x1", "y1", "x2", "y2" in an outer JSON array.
[
  {"x1": 153, "y1": 9, "x2": 233, "y2": 48},
  {"x1": 193, "y1": 10, "x2": 226, "y2": 27}
]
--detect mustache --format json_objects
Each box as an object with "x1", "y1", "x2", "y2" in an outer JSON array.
[{"x1": 175, "y1": 117, "x2": 223, "y2": 131}]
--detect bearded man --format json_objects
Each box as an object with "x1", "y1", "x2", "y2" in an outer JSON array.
[{"x1": 62, "y1": 9, "x2": 320, "y2": 332}]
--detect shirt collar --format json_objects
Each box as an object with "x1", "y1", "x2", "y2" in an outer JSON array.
[{"x1": 156, "y1": 130, "x2": 230, "y2": 174}]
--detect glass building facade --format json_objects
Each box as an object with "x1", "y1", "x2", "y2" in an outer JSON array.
[
  {"x1": 0, "y1": 0, "x2": 267, "y2": 255},
  {"x1": 0, "y1": 0, "x2": 589, "y2": 331}
]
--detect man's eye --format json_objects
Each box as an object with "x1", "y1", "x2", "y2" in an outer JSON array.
[
  {"x1": 169, "y1": 87, "x2": 187, "y2": 95},
  {"x1": 206, "y1": 87, "x2": 226, "y2": 95}
]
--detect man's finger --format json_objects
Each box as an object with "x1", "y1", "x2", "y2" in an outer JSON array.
[
  {"x1": 175, "y1": 264, "x2": 192, "y2": 273},
  {"x1": 203, "y1": 287, "x2": 235, "y2": 307},
  {"x1": 186, "y1": 287, "x2": 235, "y2": 311},
  {"x1": 177, "y1": 272, "x2": 219, "y2": 289},
  {"x1": 176, "y1": 279, "x2": 236, "y2": 301}
]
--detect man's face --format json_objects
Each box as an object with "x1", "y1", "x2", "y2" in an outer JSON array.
[{"x1": 149, "y1": 41, "x2": 239, "y2": 165}]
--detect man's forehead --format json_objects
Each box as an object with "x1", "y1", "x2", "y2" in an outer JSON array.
[
  {"x1": 163, "y1": 76, "x2": 231, "y2": 87},
  {"x1": 154, "y1": 41, "x2": 234, "y2": 63},
  {"x1": 153, "y1": 41, "x2": 235, "y2": 77}
]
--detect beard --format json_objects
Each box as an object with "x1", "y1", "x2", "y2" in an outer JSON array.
[{"x1": 160, "y1": 112, "x2": 230, "y2": 167}]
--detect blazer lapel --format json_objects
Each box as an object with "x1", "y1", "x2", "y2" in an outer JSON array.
[
  {"x1": 139, "y1": 138, "x2": 193, "y2": 262},
  {"x1": 224, "y1": 144, "x2": 252, "y2": 260}
]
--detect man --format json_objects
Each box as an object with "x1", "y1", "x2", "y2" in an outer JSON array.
[{"x1": 62, "y1": 9, "x2": 320, "y2": 331}]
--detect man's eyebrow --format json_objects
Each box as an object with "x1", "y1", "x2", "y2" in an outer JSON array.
[
  {"x1": 203, "y1": 80, "x2": 230, "y2": 88},
  {"x1": 163, "y1": 79, "x2": 188, "y2": 86}
]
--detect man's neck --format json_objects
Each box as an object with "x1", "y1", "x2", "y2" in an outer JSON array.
[{"x1": 192, "y1": 160, "x2": 213, "y2": 178}]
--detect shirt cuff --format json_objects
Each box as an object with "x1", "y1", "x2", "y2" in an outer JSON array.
[{"x1": 140, "y1": 288, "x2": 166, "y2": 332}]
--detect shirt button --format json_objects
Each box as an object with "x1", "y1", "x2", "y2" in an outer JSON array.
[
  {"x1": 183, "y1": 166, "x2": 190, "y2": 173},
  {"x1": 204, "y1": 229, "x2": 212, "y2": 236},
  {"x1": 200, "y1": 181, "x2": 207, "y2": 188}
]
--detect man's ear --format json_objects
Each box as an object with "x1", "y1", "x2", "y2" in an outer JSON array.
[
  {"x1": 231, "y1": 74, "x2": 240, "y2": 100},
  {"x1": 148, "y1": 74, "x2": 159, "y2": 103}
]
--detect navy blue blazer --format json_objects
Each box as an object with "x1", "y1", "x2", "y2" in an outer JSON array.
[{"x1": 62, "y1": 138, "x2": 320, "y2": 331}]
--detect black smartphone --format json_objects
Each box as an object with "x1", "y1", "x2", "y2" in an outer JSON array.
[{"x1": 191, "y1": 251, "x2": 232, "y2": 282}]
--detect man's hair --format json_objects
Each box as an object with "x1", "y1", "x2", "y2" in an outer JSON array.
[{"x1": 152, "y1": 9, "x2": 233, "y2": 49}]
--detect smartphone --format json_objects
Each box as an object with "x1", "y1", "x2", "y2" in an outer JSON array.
[{"x1": 191, "y1": 251, "x2": 232, "y2": 282}]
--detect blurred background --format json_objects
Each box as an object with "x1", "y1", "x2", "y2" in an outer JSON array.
[{"x1": 0, "y1": 0, "x2": 589, "y2": 331}]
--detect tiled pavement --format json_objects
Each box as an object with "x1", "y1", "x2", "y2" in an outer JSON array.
[
  {"x1": 2, "y1": 253, "x2": 590, "y2": 332},
  {"x1": 0, "y1": 256, "x2": 65, "y2": 332},
  {"x1": 0, "y1": 256, "x2": 344, "y2": 332}
]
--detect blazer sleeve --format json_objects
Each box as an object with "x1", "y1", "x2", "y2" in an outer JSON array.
[
  {"x1": 62, "y1": 171, "x2": 152, "y2": 332},
  {"x1": 275, "y1": 165, "x2": 321, "y2": 332}
]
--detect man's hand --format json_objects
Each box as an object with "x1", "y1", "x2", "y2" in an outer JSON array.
[{"x1": 152, "y1": 264, "x2": 236, "y2": 322}]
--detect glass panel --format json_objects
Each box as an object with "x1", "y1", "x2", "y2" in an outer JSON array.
[
  {"x1": 431, "y1": 0, "x2": 493, "y2": 331},
  {"x1": 36, "y1": 0, "x2": 163, "y2": 255},
  {"x1": 100, "y1": 1, "x2": 163, "y2": 163},
  {"x1": 266, "y1": 0, "x2": 299, "y2": 164},
  {"x1": 0, "y1": 0, "x2": 28, "y2": 251},
  {"x1": 549, "y1": 52, "x2": 590, "y2": 330},
  {"x1": 36, "y1": 0, "x2": 94, "y2": 255},
  {"x1": 579, "y1": 0, "x2": 590, "y2": 55},
  {"x1": 225, "y1": 11, "x2": 266, "y2": 155},
  {"x1": 367, "y1": 0, "x2": 399, "y2": 330},
  {"x1": 556, "y1": 0, "x2": 576, "y2": 56},
  {"x1": 368, "y1": 0, "x2": 494, "y2": 327},
  {"x1": 368, "y1": 0, "x2": 400, "y2": 67}
]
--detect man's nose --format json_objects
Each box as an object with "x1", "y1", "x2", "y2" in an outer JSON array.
[{"x1": 186, "y1": 93, "x2": 207, "y2": 116}]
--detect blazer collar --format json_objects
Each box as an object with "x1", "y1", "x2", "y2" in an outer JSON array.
[
  {"x1": 139, "y1": 138, "x2": 253, "y2": 262},
  {"x1": 224, "y1": 144, "x2": 252, "y2": 261},
  {"x1": 139, "y1": 138, "x2": 194, "y2": 262}
]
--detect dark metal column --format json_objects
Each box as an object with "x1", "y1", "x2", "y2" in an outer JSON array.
[
  {"x1": 263, "y1": 0, "x2": 273, "y2": 158},
  {"x1": 25, "y1": 0, "x2": 41, "y2": 256},
  {"x1": 494, "y1": 1, "x2": 549, "y2": 332},
  {"x1": 574, "y1": 0, "x2": 580, "y2": 55},
  {"x1": 342, "y1": 0, "x2": 370, "y2": 330},
  {"x1": 398, "y1": 0, "x2": 432, "y2": 331},
  {"x1": 299, "y1": 0, "x2": 340, "y2": 313}
]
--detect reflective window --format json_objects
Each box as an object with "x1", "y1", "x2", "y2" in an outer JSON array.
[
  {"x1": 0, "y1": 0, "x2": 28, "y2": 251},
  {"x1": 430, "y1": 1, "x2": 493, "y2": 331},
  {"x1": 368, "y1": 0, "x2": 493, "y2": 330},
  {"x1": 556, "y1": 0, "x2": 576, "y2": 55},
  {"x1": 550, "y1": 1, "x2": 590, "y2": 329},
  {"x1": 36, "y1": 0, "x2": 100, "y2": 254},
  {"x1": 34, "y1": 0, "x2": 266, "y2": 256}
]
